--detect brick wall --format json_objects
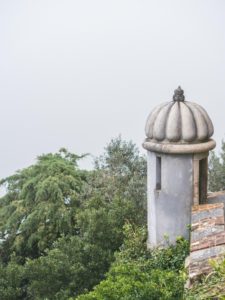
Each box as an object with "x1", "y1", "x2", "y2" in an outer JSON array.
[{"x1": 186, "y1": 203, "x2": 225, "y2": 285}]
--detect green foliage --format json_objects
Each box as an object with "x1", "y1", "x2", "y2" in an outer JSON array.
[
  {"x1": 77, "y1": 263, "x2": 184, "y2": 300},
  {"x1": 0, "y1": 258, "x2": 25, "y2": 300},
  {"x1": 25, "y1": 235, "x2": 112, "y2": 299},
  {"x1": 76, "y1": 223, "x2": 188, "y2": 300},
  {"x1": 185, "y1": 258, "x2": 225, "y2": 299},
  {"x1": 0, "y1": 149, "x2": 86, "y2": 262},
  {"x1": 116, "y1": 224, "x2": 188, "y2": 272},
  {"x1": 147, "y1": 236, "x2": 189, "y2": 271},
  {"x1": 209, "y1": 140, "x2": 225, "y2": 192},
  {"x1": 92, "y1": 136, "x2": 147, "y2": 225},
  {"x1": 0, "y1": 138, "x2": 147, "y2": 299}
]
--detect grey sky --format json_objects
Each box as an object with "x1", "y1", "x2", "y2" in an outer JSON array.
[{"x1": 0, "y1": 0, "x2": 225, "y2": 178}]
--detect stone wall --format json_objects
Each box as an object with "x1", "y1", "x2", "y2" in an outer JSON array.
[{"x1": 186, "y1": 203, "x2": 225, "y2": 285}]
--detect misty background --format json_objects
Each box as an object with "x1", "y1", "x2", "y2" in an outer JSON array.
[{"x1": 0, "y1": 0, "x2": 224, "y2": 179}]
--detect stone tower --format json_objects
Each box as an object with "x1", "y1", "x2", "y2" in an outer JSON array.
[{"x1": 143, "y1": 87, "x2": 216, "y2": 247}]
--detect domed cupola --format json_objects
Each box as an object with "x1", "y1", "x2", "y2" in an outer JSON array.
[{"x1": 143, "y1": 87, "x2": 216, "y2": 154}]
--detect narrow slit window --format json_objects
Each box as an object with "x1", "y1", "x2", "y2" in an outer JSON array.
[{"x1": 156, "y1": 156, "x2": 161, "y2": 190}]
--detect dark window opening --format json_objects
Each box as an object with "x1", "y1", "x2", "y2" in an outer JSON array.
[
  {"x1": 199, "y1": 158, "x2": 208, "y2": 204},
  {"x1": 156, "y1": 156, "x2": 161, "y2": 190}
]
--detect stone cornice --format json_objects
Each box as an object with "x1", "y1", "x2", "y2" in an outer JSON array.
[{"x1": 142, "y1": 139, "x2": 216, "y2": 154}]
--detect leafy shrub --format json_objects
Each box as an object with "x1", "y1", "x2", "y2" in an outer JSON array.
[
  {"x1": 76, "y1": 262, "x2": 184, "y2": 300},
  {"x1": 76, "y1": 223, "x2": 188, "y2": 300}
]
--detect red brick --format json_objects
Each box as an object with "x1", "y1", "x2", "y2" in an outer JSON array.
[{"x1": 191, "y1": 232, "x2": 225, "y2": 252}]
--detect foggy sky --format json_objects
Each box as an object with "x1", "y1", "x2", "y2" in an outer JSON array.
[{"x1": 0, "y1": 0, "x2": 225, "y2": 178}]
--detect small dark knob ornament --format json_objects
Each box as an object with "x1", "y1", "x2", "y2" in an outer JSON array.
[{"x1": 173, "y1": 86, "x2": 185, "y2": 102}]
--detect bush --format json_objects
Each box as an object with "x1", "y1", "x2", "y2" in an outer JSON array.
[
  {"x1": 76, "y1": 223, "x2": 188, "y2": 300},
  {"x1": 77, "y1": 262, "x2": 184, "y2": 300}
]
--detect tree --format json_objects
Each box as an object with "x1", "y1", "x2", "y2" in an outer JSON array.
[
  {"x1": 0, "y1": 138, "x2": 148, "y2": 299},
  {"x1": 25, "y1": 235, "x2": 112, "y2": 299},
  {"x1": 208, "y1": 140, "x2": 225, "y2": 192},
  {"x1": 0, "y1": 259, "x2": 25, "y2": 300},
  {"x1": 90, "y1": 136, "x2": 147, "y2": 225},
  {"x1": 0, "y1": 149, "x2": 86, "y2": 262}
]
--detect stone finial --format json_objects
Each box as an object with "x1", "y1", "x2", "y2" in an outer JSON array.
[{"x1": 173, "y1": 86, "x2": 185, "y2": 102}]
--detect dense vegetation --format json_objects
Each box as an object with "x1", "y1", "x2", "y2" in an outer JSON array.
[
  {"x1": 0, "y1": 137, "x2": 224, "y2": 299},
  {"x1": 76, "y1": 225, "x2": 188, "y2": 300},
  {"x1": 209, "y1": 140, "x2": 225, "y2": 192},
  {"x1": 0, "y1": 137, "x2": 147, "y2": 299}
]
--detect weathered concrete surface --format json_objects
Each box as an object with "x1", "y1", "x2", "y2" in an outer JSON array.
[
  {"x1": 147, "y1": 151, "x2": 193, "y2": 247},
  {"x1": 187, "y1": 203, "x2": 225, "y2": 284}
]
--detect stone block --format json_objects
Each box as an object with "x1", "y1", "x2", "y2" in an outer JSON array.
[
  {"x1": 191, "y1": 232, "x2": 225, "y2": 251},
  {"x1": 187, "y1": 203, "x2": 225, "y2": 285},
  {"x1": 192, "y1": 203, "x2": 224, "y2": 224},
  {"x1": 191, "y1": 216, "x2": 224, "y2": 242},
  {"x1": 190, "y1": 244, "x2": 225, "y2": 262}
]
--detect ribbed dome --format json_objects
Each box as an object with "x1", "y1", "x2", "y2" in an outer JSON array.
[{"x1": 145, "y1": 87, "x2": 214, "y2": 144}]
